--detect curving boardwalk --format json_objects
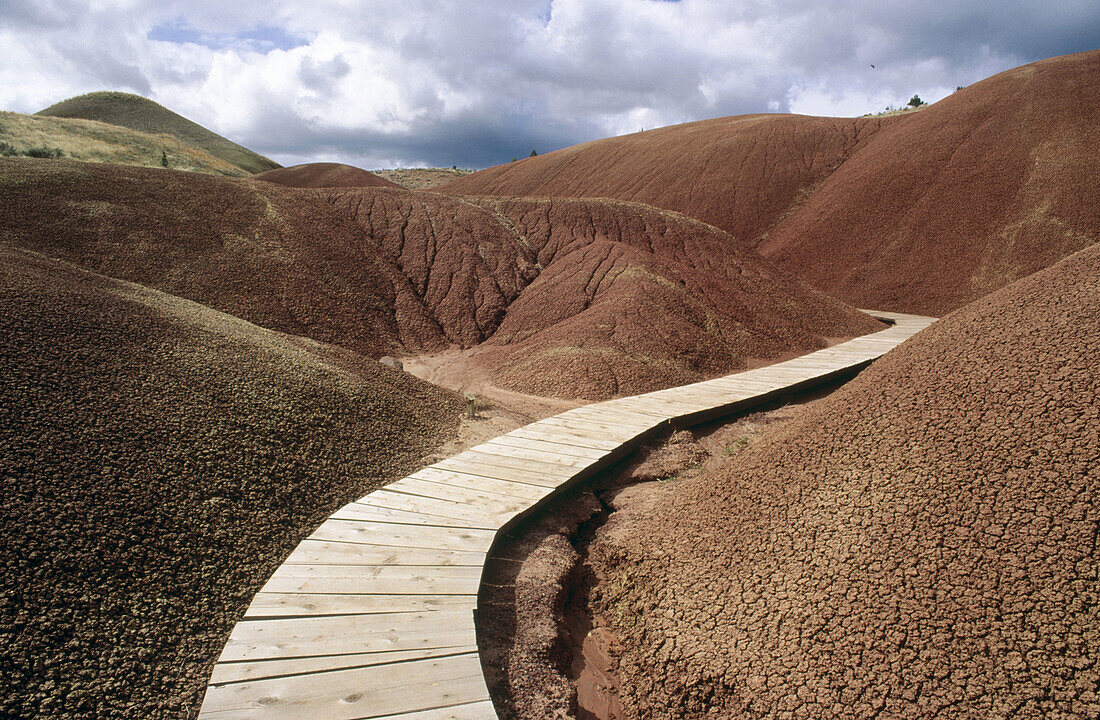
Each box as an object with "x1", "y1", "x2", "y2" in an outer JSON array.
[{"x1": 198, "y1": 311, "x2": 935, "y2": 720}]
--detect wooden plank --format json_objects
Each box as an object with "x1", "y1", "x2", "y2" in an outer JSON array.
[
  {"x1": 310, "y1": 519, "x2": 496, "y2": 553},
  {"x1": 244, "y1": 592, "x2": 476, "y2": 619},
  {"x1": 641, "y1": 386, "x2": 755, "y2": 405},
  {"x1": 209, "y1": 646, "x2": 478, "y2": 684},
  {"x1": 603, "y1": 398, "x2": 699, "y2": 417},
  {"x1": 332, "y1": 504, "x2": 495, "y2": 530},
  {"x1": 563, "y1": 406, "x2": 671, "y2": 426},
  {"x1": 408, "y1": 467, "x2": 553, "y2": 501},
  {"x1": 433, "y1": 456, "x2": 564, "y2": 488},
  {"x1": 388, "y1": 478, "x2": 538, "y2": 512},
  {"x1": 448, "y1": 450, "x2": 581, "y2": 479},
  {"x1": 370, "y1": 702, "x2": 498, "y2": 720},
  {"x1": 487, "y1": 434, "x2": 608, "y2": 460},
  {"x1": 554, "y1": 406, "x2": 657, "y2": 427},
  {"x1": 281, "y1": 540, "x2": 485, "y2": 568},
  {"x1": 468, "y1": 441, "x2": 596, "y2": 469},
  {"x1": 377, "y1": 484, "x2": 531, "y2": 522},
  {"x1": 219, "y1": 611, "x2": 478, "y2": 661},
  {"x1": 632, "y1": 387, "x2": 730, "y2": 404},
  {"x1": 259, "y1": 564, "x2": 482, "y2": 597},
  {"x1": 360, "y1": 489, "x2": 514, "y2": 527},
  {"x1": 201, "y1": 653, "x2": 489, "y2": 719},
  {"x1": 530, "y1": 416, "x2": 649, "y2": 442},
  {"x1": 506, "y1": 424, "x2": 622, "y2": 451}
]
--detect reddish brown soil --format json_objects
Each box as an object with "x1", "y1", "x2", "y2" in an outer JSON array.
[
  {"x1": 0, "y1": 246, "x2": 463, "y2": 719},
  {"x1": 449, "y1": 196, "x2": 882, "y2": 399},
  {"x1": 760, "y1": 51, "x2": 1100, "y2": 315},
  {"x1": 442, "y1": 51, "x2": 1099, "y2": 316},
  {"x1": 441, "y1": 113, "x2": 882, "y2": 249},
  {"x1": 479, "y1": 391, "x2": 842, "y2": 720},
  {"x1": 0, "y1": 158, "x2": 880, "y2": 401},
  {"x1": 585, "y1": 244, "x2": 1100, "y2": 719},
  {"x1": 253, "y1": 162, "x2": 401, "y2": 188}
]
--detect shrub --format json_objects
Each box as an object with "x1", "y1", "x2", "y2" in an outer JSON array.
[
  {"x1": 25, "y1": 147, "x2": 63, "y2": 159},
  {"x1": 908, "y1": 94, "x2": 925, "y2": 108}
]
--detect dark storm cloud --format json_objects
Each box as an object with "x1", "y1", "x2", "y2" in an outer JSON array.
[
  {"x1": 240, "y1": 102, "x2": 602, "y2": 170},
  {"x1": 0, "y1": 0, "x2": 1096, "y2": 168}
]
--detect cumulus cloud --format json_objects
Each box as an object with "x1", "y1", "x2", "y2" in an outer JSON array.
[{"x1": 1, "y1": 0, "x2": 1096, "y2": 168}]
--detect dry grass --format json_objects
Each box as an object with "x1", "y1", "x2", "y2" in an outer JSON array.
[
  {"x1": 860, "y1": 103, "x2": 930, "y2": 118},
  {"x1": 374, "y1": 167, "x2": 474, "y2": 189},
  {"x1": 0, "y1": 111, "x2": 249, "y2": 177},
  {"x1": 36, "y1": 92, "x2": 279, "y2": 174}
]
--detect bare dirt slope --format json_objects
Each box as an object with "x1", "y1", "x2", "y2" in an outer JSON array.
[
  {"x1": 442, "y1": 51, "x2": 1099, "y2": 316},
  {"x1": 0, "y1": 158, "x2": 405, "y2": 358},
  {"x1": 254, "y1": 161, "x2": 401, "y2": 188},
  {"x1": 0, "y1": 110, "x2": 249, "y2": 176},
  {"x1": 759, "y1": 51, "x2": 1100, "y2": 315},
  {"x1": 441, "y1": 113, "x2": 881, "y2": 249},
  {"x1": 454, "y1": 196, "x2": 882, "y2": 399},
  {"x1": 0, "y1": 246, "x2": 463, "y2": 720},
  {"x1": 0, "y1": 158, "x2": 880, "y2": 401},
  {"x1": 37, "y1": 91, "x2": 279, "y2": 174},
  {"x1": 586, "y1": 243, "x2": 1100, "y2": 719}
]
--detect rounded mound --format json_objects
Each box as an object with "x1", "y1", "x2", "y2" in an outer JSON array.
[
  {"x1": 442, "y1": 112, "x2": 878, "y2": 249},
  {"x1": 443, "y1": 51, "x2": 1099, "y2": 316},
  {"x1": 254, "y1": 162, "x2": 401, "y2": 189},
  {"x1": 0, "y1": 247, "x2": 462, "y2": 719},
  {"x1": 463, "y1": 196, "x2": 884, "y2": 399},
  {"x1": 760, "y1": 50, "x2": 1100, "y2": 315},
  {"x1": 37, "y1": 91, "x2": 280, "y2": 174},
  {"x1": 589, "y1": 244, "x2": 1100, "y2": 718}
]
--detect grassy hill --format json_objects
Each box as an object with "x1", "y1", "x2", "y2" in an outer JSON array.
[
  {"x1": 376, "y1": 167, "x2": 474, "y2": 189},
  {"x1": 0, "y1": 111, "x2": 249, "y2": 177},
  {"x1": 37, "y1": 91, "x2": 279, "y2": 174}
]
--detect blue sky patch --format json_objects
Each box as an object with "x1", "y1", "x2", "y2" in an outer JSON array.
[{"x1": 148, "y1": 22, "x2": 309, "y2": 53}]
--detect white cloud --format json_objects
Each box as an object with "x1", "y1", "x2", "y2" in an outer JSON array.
[{"x1": 0, "y1": 0, "x2": 1096, "y2": 168}]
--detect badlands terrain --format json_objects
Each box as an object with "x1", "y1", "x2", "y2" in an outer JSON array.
[{"x1": 0, "y1": 49, "x2": 1096, "y2": 720}]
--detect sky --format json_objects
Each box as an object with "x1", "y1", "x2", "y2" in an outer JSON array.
[{"x1": 1, "y1": 1, "x2": 1097, "y2": 169}]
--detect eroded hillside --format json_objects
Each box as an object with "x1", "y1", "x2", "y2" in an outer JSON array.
[{"x1": 0, "y1": 157, "x2": 881, "y2": 400}]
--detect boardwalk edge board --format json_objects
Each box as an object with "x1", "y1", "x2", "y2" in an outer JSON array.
[{"x1": 198, "y1": 310, "x2": 935, "y2": 720}]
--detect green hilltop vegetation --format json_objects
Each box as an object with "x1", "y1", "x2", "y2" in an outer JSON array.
[
  {"x1": 37, "y1": 91, "x2": 280, "y2": 174},
  {"x1": 0, "y1": 111, "x2": 250, "y2": 177}
]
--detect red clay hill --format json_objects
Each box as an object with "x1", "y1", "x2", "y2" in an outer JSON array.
[
  {"x1": 0, "y1": 246, "x2": 463, "y2": 719},
  {"x1": 442, "y1": 50, "x2": 1099, "y2": 316},
  {"x1": 585, "y1": 243, "x2": 1100, "y2": 719},
  {"x1": 254, "y1": 162, "x2": 401, "y2": 189},
  {"x1": 0, "y1": 157, "x2": 881, "y2": 400}
]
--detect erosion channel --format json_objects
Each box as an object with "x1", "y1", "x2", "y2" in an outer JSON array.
[{"x1": 475, "y1": 380, "x2": 851, "y2": 719}]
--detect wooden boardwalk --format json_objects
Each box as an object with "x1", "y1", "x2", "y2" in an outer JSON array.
[{"x1": 198, "y1": 311, "x2": 935, "y2": 720}]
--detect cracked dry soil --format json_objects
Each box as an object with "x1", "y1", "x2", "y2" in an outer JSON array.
[
  {"x1": 584, "y1": 245, "x2": 1100, "y2": 719},
  {"x1": 478, "y1": 387, "x2": 841, "y2": 720}
]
